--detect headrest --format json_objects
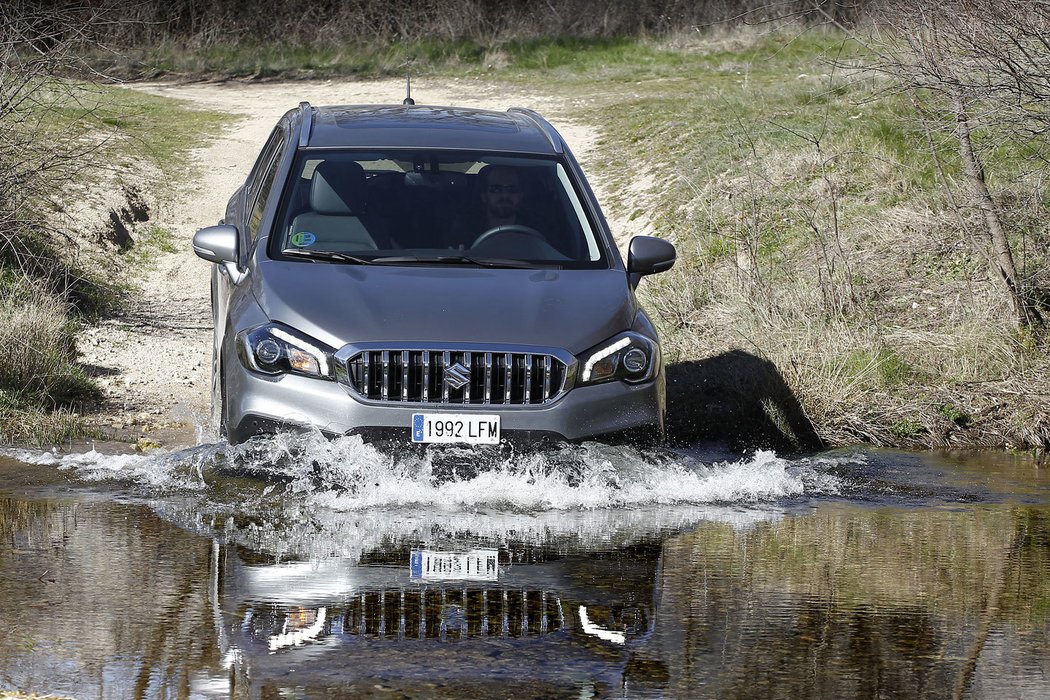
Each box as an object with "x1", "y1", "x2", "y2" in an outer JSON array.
[{"x1": 311, "y1": 160, "x2": 366, "y2": 215}]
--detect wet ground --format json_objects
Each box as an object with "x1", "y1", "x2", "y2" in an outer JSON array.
[{"x1": 0, "y1": 434, "x2": 1047, "y2": 698}]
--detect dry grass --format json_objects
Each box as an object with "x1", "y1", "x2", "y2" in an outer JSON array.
[
  {"x1": 604, "y1": 28, "x2": 1050, "y2": 450},
  {"x1": 0, "y1": 283, "x2": 97, "y2": 406},
  {"x1": 647, "y1": 252, "x2": 1049, "y2": 449},
  {"x1": 0, "y1": 279, "x2": 100, "y2": 445},
  {"x1": 642, "y1": 145, "x2": 1047, "y2": 449}
]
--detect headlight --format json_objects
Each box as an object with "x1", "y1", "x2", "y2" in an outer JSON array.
[
  {"x1": 577, "y1": 332, "x2": 660, "y2": 386},
  {"x1": 236, "y1": 323, "x2": 335, "y2": 379}
]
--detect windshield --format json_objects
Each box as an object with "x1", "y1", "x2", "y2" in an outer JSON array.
[{"x1": 270, "y1": 150, "x2": 607, "y2": 268}]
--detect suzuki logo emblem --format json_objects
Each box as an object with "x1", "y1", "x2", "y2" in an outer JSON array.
[{"x1": 444, "y1": 362, "x2": 471, "y2": 390}]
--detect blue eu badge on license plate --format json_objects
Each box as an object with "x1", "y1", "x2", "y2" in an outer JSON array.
[{"x1": 412, "y1": 414, "x2": 425, "y2": 442}]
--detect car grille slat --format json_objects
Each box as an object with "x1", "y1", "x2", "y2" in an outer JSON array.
[
  {"x1": 343, "y1": 346, "x2": 569, "y2": 406},
  {"x1": 524, "y1": 353, "x2": 532, "y2": 404},
  {"x1": 502, "y1": 353, "x2": 512, "y2": 405},
  {"x1": 442, "y1": 351, "x2": 451, "y2": 403},
  {"x1": 381, "y1": 351, "x2": 390, "y2": 401},
  {"x1": 401, "y1": 350, "x2": 409, "y2": 402},
  {"x1": 463, "y1": 351, "x2": 472, "y2": 404},
  {"x1": 422, "y1": 350, "x2": 430, "y2": 402},
  {"x1": 543, "y1": 355, "x2": 552, "y2": 401},
  {"x1": 362, "y1": 353, "x2": 371, "y2": 397},
  {"x1": 483, "y1": 353, "x2": 492, "y2": 404}
]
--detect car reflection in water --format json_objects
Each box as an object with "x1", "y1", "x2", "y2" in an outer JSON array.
[{"x1": 211, "y1": 539, "x2": 666, "y2": 696}]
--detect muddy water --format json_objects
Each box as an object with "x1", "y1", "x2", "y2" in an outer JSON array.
[{"x1": 0, "y1": 435, "x2": 1047, "y2": 699}]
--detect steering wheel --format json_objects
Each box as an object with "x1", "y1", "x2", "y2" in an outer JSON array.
[{"x1": 471, "y1": 224, "x2": 545, "y2": 249}]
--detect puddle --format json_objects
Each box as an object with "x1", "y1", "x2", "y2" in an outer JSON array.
[{"x1": 0, "y1": 439, "x2": 1047, "y2": 698}]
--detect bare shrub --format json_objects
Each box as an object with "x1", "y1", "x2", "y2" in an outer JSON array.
[
  {"x1": 0, "y1": 2, "x2": 117, "y2": 441},
  {"x1": 645, "y1": 104, "x2": 1045, "y2": 448},
  {"x1": 88, "y1": 0, "x2": 872, "y2": 48},
  {"x1": 0, "y1": 2, "x2": 121, "y2": 311},
  {"x1": 865, "y1": 0, "x2": 1050, "y2": 329}
]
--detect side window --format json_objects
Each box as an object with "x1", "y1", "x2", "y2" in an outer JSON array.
[
  {"x1": 244, "y1": 128, "x2": 280, "y2": 200},
  {"x1": 246, "y1": 131, "x2": 286, "y2": 240}
]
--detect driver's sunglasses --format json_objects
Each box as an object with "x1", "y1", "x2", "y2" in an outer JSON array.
[{"x1": 487, "y1": 184, "x2": 520, "y2": 194}]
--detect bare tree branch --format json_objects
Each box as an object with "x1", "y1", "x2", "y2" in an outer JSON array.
[{"x1": 863, "y1": 0, "x2": 1050, "y2": 329}]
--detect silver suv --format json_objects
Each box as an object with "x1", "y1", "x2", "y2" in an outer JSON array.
[{"x1": 192, "y1": 102, "x2": 676, "y2": 445}]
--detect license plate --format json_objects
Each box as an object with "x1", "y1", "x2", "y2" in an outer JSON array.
[
  {"x1": 410, "y1": 549, "x2": 499, "y2": 581},
  {"x1": 411, "y1": 413, "x2": 501, "y2": 444}
]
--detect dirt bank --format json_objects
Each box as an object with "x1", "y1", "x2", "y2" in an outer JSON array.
[{"x1": 78, "y1": 77, "x2": 652, "y2": 445}]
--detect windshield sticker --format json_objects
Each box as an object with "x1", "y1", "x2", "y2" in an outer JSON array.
[{"x1": 290, "y1": 231, "x2": 316, "y2": 247}]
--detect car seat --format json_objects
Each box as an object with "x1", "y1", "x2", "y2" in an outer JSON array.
[{"x1": 288, "y1": 160, "x2": 379, "y2": 251}]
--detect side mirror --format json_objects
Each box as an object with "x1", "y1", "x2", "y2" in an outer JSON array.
[
  {"x1": 627, "y1": 236, "x2": 676, "y2": 276},
  {"x1": 192, "y1": 224, "x2": 239, "y2": 265}
]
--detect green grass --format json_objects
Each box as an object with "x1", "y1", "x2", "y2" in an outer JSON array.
[
  {"x1": 95, "y1": 36, "x2": 664, "y2": 80},
  {"x1": 0, "y1": 394, "x2": 91, "y2": 446},
  {"x1": 4, "y1": 80, "x2": 233, "y2": 315},
  {"x1": 0, "y1": 289, "x2": 98, "y2": 407},
  {"x1": 123, "y1": 225, "x2": 180, "y2": 268},
  {"x1": 34, "y1": 81, "x2": 233, "y2": 183},
  {"x1": 833, "y1": 349, "x2": 925, "y2": 390}
]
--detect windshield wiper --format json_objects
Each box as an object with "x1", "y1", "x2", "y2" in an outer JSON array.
[
  {"x1": 370, "y1": 255, "x2": 558, "y2": 270},
  {"x1": 281, "y1": 250, "x2": 560, "y2": 269},
  {"x1": 280, "y1": 249, "x2": 375, "y2": 265}
]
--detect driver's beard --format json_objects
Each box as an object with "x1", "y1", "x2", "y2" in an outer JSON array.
[{"x1": 490, "y1": 201, "x2": 517, "y2": 220}]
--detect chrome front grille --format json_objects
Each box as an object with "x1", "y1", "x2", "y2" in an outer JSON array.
[
  {"x1": 257, "y1": 588, "x2": 566, "y2": 645},
  {"x1": 347, "y1": 588, "x2": 565, "y2": 641},
  {"x1": 335, "y1": 344, "x2": 572, "y2": 405}
]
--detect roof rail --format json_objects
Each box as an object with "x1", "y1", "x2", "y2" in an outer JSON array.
[
  {"x1": 507, "y1": 107, "x2": 563, "y2": 154},
  {"x1": 298, "y1": 101, "x2": 313, "y2": 147}
]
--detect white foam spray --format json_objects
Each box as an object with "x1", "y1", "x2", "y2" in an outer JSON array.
[{"x1": 3, "y1": 431, "x2": 846, "y2": 512}]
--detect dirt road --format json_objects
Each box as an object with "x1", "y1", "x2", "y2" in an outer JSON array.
[{"x1": 77, "y1": 77, "x2": 651, "y2": 444}]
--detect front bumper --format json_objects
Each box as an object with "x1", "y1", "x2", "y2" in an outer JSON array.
[{"x1": 225, "y1": 359, "x2": 664, "y2": 445}]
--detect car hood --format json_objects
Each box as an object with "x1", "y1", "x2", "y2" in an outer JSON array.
[{"x1": 252, "y1": 262, "x2": 636, "y2": 354}]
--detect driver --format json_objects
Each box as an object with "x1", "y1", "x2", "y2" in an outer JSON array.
[
  {"x1": 445, "y1": 165, "x2": 534, "y2": 250},
  {"x1": 479, "y1": 165, "x2": 524, "y2": 229}
]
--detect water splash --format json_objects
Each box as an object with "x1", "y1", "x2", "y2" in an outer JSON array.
[
  {"x1": 3, "y1": 431, "x2": 845, "y2": 512},
  {"x1": 5, "y1": 443, "x2": 220, "y2": 490},
  {"x1": 1, "y1": 434, "x2": 861, "y2": 577}
]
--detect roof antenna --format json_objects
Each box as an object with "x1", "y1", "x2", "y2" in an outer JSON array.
[{"x1": 403, "y1": 75, "x2": 415, "y2": 105}]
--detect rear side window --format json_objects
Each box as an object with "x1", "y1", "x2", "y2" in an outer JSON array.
[{"x1": 246, "y1": 131, "x2": 286, "y2": 240}]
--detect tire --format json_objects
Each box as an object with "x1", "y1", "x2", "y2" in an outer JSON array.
[
  {"x1": 211, "y1": 340, "x2": 230, "y2": 440},
  {"x1": 218, "y1": 360, "x2": 231, "y2": 440}
]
